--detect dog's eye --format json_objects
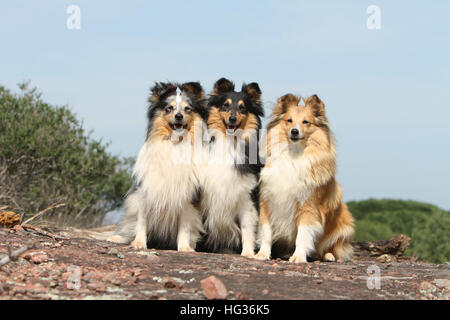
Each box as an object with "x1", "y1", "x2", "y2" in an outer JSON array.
[
  {"x1": 165, "y1": 106, "x2": 173, "y2": 113},
  {"x1": 239, "y1": 105, "x2": 245, "y2": 112},
  {"x1": 223, "y1": 102, "x2": 230, "y2": 108},
  {"x1": 302, "y1": 120, "x2": 309, "y2": 124},
  {"x1": 287, "y1": 119, "x2": 293, "y2": 123},
  {"x1": 184, "y1": 107, "x2": 192, "y2": 113}
]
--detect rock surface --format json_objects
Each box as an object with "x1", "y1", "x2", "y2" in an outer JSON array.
[{"x1": 0, "y1": 228, "x2": 448, "y2": 300}]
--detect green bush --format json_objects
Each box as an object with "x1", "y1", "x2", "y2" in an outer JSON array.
[
  {"x1": 348, "y1": 199, "x2": 450, "y2": 263},
  {"x1": 0, "y1": 83, "x2": 132, "y2": 227}
]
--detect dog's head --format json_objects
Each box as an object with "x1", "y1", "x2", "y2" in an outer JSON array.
[
  {"x1": 268, "y1": 94, "x2": 330, "y2": 145},
  {"x1": 208, "y1": 78, "x2": 264, "y2": 135},
  {"x1": 147, "y1": 82, "x2": 206, "y2": 139}
]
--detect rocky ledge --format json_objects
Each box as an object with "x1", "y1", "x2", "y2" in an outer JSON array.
[{"x1": 0, "y1": 226, "x2": 448, "y2": 300}]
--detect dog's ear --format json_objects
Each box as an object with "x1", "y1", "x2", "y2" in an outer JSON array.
[
  {"x1": 150, "y1": 82, "x2": 177, "y2": 103},
  {"x1": 306, "y1": 94, "x2": 326, "y2": 118},
  {"x1": 306, "y1": 94, "x2": 329, "y2": 130},
  {"x1": 276, "y1": 94, "x2": 300, "y2": 114},
  {"x1": 242, "y1": 82, "x2": 262, "y2": 105},
  {"x1": 182, "y1": 82, "x2": 205, "y2": 101},
  {"x1": 212, "y1": 78, "x2": 235, "y2": 96},
  {"x1": 267, "y1": 94, "x2": 299, "y2": 130}
]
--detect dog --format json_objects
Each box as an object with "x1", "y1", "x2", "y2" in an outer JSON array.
[
  {"x1": 108, "y1": 81, "x2": 208, "y2": 251},
  {"x1": 254, "y1": 94, "x2": 354, "y2": 262},
  {"x1": 199, "y1": 78, "x2": 264, "y2": 257}
]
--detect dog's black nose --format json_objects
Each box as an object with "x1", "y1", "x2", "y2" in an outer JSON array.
[
  {"x1": 175, "y1": 113, "x2": 183, "y2": 121},
  {"x1": 229, "y1": 115, "x2": 237, "y2": 124},
  {"x1": 291, "y1": 128, "x2": 299, "y2": 136}
]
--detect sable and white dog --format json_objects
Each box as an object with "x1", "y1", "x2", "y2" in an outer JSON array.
[
  {"x1": 199, "y1": 78, "x2": 264, "y2": 257},
  {"x1": 108, "y1": 82, "x2": 208, "y2": 251},
  {"x1": 254, "y1": 94, "x2": 354, "y2": 263}
]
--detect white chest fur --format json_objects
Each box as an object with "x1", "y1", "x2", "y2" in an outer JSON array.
[
  {"x1": 260, "y1": 144, "x2": 314, "y2": 242},
  {"x1": 134, "y1": 139, "x2": 199, "y2": 213},
  {"x1": 199, "y1": 138, "x2": 257, "y2": 239}
]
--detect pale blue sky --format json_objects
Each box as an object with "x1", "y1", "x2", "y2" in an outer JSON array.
[{"x1": 1, "y1": 1, "x2": 449, "y2": 209}]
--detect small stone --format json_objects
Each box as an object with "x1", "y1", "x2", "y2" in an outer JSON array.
[
  {"x1": 420, "y1": 281, "x2": 437, "y2": 292},
  {"x1": 262, "y1": 289, "x2": 269, "y2": 295},
  {"x1": 107, "y1": 248, "x2": 119, "y2": 255},
  {"x1": 200, "y1": 276, "x2": 228, "y2": 300},
  {"x1": 235, "y1": 292, "x2": 246, "y2": 300},
  {"x1": 316, "y1": 279, "x2": 323, "y2": 284},
  {"x1": 87, "y1": 281, "x2": 106, "y2": 292},
  {"x1": 433, "y1": 279, "x2": 450, "y2": 290},
  {"x1": 24, "y1": 252, "x2": 49, "y2": 264},
  {"x1": 198, "y1": 266, "x2": 209, "y2": 271},
  {"x1": 163, "y1": 277, "x2": 177, "y2": 289},
  {"x1": 376, "y1": 254, "x2": 393, "y2": 263},
  {"x1": 106, "y1": 248, "x2": 125, "y2": 259},
  {"x1": 51, "y1": 241, "x2": 63, "y2": 248}
]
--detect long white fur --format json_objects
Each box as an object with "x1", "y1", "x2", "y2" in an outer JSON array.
[
  {"x1": 289, "y1": 225, "x2": 323, "y2": 263},
  {"x1": 256, "y1": 223, "x2": 272, "y2": 259},
  {"x1": 200, "y1": 133, "x2": 258, "y2": 255},
  {"x1": 115, "y1": 137, "x2": 203, "y2": 250}
]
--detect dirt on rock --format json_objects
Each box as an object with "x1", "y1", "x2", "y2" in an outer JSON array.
[{"x1": 0, "y1": 227, "x2": 448, "y2": 300}]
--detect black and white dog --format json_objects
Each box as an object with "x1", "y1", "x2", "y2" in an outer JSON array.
[{"x1": 199, "y1": 78, "x2": 264, "y2": 256}]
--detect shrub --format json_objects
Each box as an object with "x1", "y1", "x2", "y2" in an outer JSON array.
[
  {"x1": 348, "y1": 199, "x2": 450, "y2": 263},
  {"x1": 0, "y1": 83, "x2": 132, "y2": 227}
]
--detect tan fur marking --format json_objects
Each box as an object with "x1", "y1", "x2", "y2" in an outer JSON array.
[{"x1": 259, "y1": 197, "x2": 271, "y2": 226}]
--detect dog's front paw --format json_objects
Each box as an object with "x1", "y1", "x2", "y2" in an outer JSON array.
[
  {"x1": 178, "y1": 246, "x2": 195, "y2": 252},
  {"x1": 323, "y1": 252, "x2": 336, "y2": 262},
  {"x1": 131, "y1": 238, "x2": 147, "y2": 250},
  {"x1": 289, "y1": 254, "x2": 307, "y2": 263},
  {"x1": 254, "y1": 251, "x2": 270, "y2": 261},
  {"x1": 241, "y1": 250, "x2": 255, "y2": 258}
]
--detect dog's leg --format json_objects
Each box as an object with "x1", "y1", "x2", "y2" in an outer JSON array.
[
  {"x1": 239, "y1": 197, "x2": 258, "y2": 258},
  {"x1": 130, "y1": 208, "x2": 148, "y2": 250},
  {"x1": 254, "y1": 199, "x2": 272, "y2": 260},
  {"x1": 289, "y1": 204, "x2": 323, "y2": 263},
  {"x1": 177, "y1": 203, "x2": 202, "y2": 252}
]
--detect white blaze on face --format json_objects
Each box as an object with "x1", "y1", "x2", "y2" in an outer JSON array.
[
  {"x1": 175, "y1": 87, "x2": 182, "y2": 113},
  {"x1": 299, "y1": 97, "x2": 306, "y2": 107}
]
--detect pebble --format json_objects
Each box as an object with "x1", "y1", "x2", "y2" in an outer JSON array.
[
  {"x1": 163, "y1": 277, "x2": 177, "y2": 289},
  {"x1": 23, "y1": 252, "x2": 49, "y2": 264},
  {"x1": 433, "y1": 279, "x2": 450, "y2": 290},
  {"x1": 419, "y1": 281, "x2": 437, "y2": 293},
  {"x1": 87, "y1": 281, "x2": 106, "y2": 292},
  {"x1": 200, "y1": 276, "x2": 228, "y2": 300}
]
